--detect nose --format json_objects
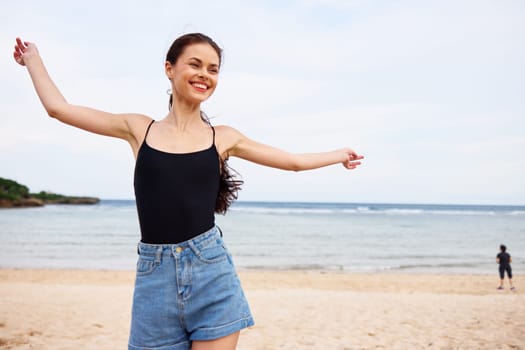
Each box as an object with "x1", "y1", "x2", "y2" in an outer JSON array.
[{"x1": 197, "y1": 67, "x2": 210, "y2": 80}]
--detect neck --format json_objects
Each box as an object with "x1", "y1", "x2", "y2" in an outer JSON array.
[{"x1": 166, "y1": 96, "x2": 204, "y2": 130}]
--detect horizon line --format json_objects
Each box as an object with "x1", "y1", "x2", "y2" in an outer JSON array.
[{"x1": 98, "y1": 199, "x2": 525, "y2": 207}]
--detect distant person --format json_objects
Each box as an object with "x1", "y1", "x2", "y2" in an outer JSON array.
[
  {"x1": 496, "y1": 244, "x2": 515, "y2": 291},
  {"x1": 13, "y1": 34, "x2": 364, "y2": 350}
]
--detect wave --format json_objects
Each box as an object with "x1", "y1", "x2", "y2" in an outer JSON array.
[
  {"x1": 230, "y1": 207, "x2": 335, "y2": 215},
  {"x1": 240, "y1": 264, "x2": 345, "y2": 271},
  {"x1": 96, "y1": 200, "x2": 525, "y2": 216},
  {"x1": 393, "y1": 262, "x2": 484, "y2": 270},
  {"x1": 235, "y1": 261, "x2": 491, "y2": 273},
  {"x1": 229, "y1": 204, "x2": 523, "y2": 216}
]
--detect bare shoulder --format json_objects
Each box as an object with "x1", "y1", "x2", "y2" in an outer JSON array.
[
  {"x1": 213, "y1": 125, "x2": 244, "y2": 158},
  {"x1": 122, "y1": 113, "x2": 156, "y2": 149},
  {"x1": 126, "y1": 113, "x2": 155, "y2": 133},
  {"x1": 213, "y1": 124, "x2": 241, "y2": 135},
  {"x1": 214, "y1": 125, "x2": 248, "y2": 143}
]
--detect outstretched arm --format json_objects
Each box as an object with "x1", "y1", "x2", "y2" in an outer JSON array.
[
  {"x1": 223, "y1": 126, "x2": 363, "y2": 171},
  {"x1": 13, "y1": 38, "x2": 146, "y2": 144}
]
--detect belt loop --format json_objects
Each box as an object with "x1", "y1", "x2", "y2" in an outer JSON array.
[
  {"x1": 216, "y1": 225, "x2": 223, "y2": 237},
  {"x1": 155, "y1": 246, "x2": 163, "y2": 265}
]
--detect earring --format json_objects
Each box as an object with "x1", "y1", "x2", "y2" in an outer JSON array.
[{"x1": 166, "y1": 89, "x2": 172, "y2": 95}]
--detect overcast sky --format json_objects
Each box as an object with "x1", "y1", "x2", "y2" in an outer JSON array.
[{"x1": 1, "y1": 0, "x2": 524, "y2": 205}]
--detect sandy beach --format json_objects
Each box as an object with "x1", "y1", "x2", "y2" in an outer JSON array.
[{"x1": 0, "y1": 269, "x2": 523, "y2": 350}]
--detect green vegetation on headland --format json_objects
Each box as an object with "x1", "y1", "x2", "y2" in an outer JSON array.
[{"x1": 0, "y1": 177, "x2": 100, "y2": 208}]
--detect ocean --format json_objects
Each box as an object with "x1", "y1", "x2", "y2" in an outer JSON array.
[{"x1": 0, "y1": 200, "x2": 523, "y2": 274}]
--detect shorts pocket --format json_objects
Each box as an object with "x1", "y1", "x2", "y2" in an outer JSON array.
[
  {"x1": 136, "y1": 255, "x2": 158, "y2": 276},
  {"x1": 191, "y1": 239, "x2": 228, "y2": 264}
]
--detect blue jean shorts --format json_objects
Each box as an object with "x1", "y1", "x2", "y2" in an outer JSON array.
[{"x1": 128, "y1": 226, "x2": 254, "y2": 350}]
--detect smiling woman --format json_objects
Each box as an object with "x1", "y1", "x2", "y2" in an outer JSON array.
[
  {"x1": 13, "y1": 32, "x2": 363, "y2": 350},
  {"x1": 163, "y1": 34, "x2": 241, "y2": 215},
  {"x1": 165, "y1": 34, "x2": 221, "y2": 110}
]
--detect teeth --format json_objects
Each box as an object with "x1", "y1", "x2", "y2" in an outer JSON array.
[{"x1": 193, "y1": 83, "x2": 208, "y2": 90}]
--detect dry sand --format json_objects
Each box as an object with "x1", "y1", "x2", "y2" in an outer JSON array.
[{"x1": 0, "y1": 269, "x2": 523, "y2": 349}]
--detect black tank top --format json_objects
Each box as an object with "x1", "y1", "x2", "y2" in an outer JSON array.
[{"x1": 134, "y1": 120, "x2": 220, "y2": 243}]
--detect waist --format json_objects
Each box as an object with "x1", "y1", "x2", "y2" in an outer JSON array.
[
  {"x1": 138, "y1": 226, "x2": 220, "y2": 256},
  {"x1": 135, "y1": 195, "x2": 216, "y2": 244}
]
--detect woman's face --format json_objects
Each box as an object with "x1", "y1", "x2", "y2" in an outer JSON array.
[{"x1": 166, "y1": 43, "x2": 220, "y2": 104}]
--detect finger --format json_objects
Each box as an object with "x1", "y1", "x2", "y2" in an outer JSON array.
[
  {"x1": 16, "y1": 38, "x2": 27, "y2": 51},
  {"x1": 346, "y1": 161, "x2": 361, "y2": 169},
  {"x1": 347, "y1": 150, "x2": 363, "y2": 159}
]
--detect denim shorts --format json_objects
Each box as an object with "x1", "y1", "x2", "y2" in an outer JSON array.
[{"x1": 128, "y1": 226, "x2": 254, "y2": 350}]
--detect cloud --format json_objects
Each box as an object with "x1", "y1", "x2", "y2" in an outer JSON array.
[{"x1": 1, "y1": 0, "x2": 524, "y2": 204}]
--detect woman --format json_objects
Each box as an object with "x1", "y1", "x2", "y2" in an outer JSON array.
[{"x1": 13, "y1": 33, "x2": 363, "y2": 350}]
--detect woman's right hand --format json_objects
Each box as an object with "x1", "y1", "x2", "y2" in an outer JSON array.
[{"x1": 13, "y1": 37, "x2": 38, "y2": 66}]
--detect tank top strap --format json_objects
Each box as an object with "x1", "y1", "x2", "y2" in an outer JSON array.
[
  {"x1": 142, "y1": 119, "x2": 155, "y2": 144},
  {"x1": 211, "y1": 126, "x2": 216, "y2": 145},
  {"x1": 210, "y1": 125, "x2": 222, "y2": 165}
]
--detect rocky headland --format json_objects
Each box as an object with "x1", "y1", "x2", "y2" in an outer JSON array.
[{"x1": 0, "y1": 177, "x2": 100, "y2": 208}]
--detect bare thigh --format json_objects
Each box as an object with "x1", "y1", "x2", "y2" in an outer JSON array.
[{"x1": 191, "y1": 332, "x2": 240, "y2": 350}]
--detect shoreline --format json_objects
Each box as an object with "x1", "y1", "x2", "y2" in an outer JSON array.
[
  {"x1": 0, "y1": 268, "x2": 516, "y2": 295},
  {"x1": 1, "y1": 269, "x2": 523, "y2": 349}
]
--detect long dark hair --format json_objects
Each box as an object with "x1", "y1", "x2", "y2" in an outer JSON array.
[{"x1": 166, "y1": 33, "x2": 242, "y2": 214}]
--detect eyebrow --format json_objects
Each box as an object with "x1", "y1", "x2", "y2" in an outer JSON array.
[{"x1": 189, "y1": 57, "x2": 219, "y2": 68}]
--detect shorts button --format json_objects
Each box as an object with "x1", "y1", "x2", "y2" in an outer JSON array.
[{"x1": 175, "y1": 247, "x2": 183, "y2": 253}]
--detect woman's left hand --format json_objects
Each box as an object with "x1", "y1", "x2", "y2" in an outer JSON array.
[{"x1": 342, "y1": 148, "x2": 364, "y2": 170}]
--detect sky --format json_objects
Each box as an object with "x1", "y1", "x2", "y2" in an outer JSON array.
[{"x1": 1, "y1": 0, "x2": 524, "y2": 205}]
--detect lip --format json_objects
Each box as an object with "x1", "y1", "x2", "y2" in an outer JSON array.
[{"x1": 190, "y1": 81, "x2": 209, "y2": 93}]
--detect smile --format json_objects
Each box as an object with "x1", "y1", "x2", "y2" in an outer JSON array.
[{"x1": 191, "y1": 82, "x2": 208, "y2": 91}]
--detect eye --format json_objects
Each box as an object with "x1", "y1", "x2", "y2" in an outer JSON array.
[
  {"x1": 189, "y1": 62, "x2": 199, "y2": 68},
  {"x1": 208, "y1": 68, "x2": 219, "y2": 74}
]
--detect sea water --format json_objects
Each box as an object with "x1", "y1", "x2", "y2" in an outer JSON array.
[{"x1": 0, "y1": 200, "x2": 523, "y2": 274}]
